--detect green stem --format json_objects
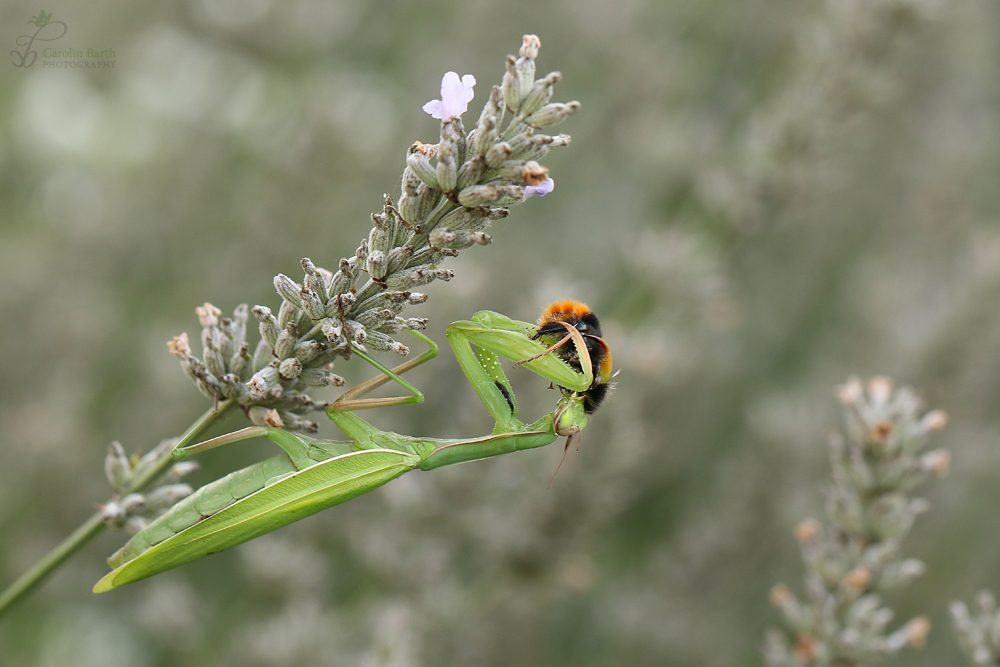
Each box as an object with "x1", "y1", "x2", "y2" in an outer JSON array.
[{"x1": 0, "y1": 400, "x2": 234, "y2": 618}]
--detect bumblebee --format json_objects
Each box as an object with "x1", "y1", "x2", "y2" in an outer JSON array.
[{"x1": 533, "y1": 300, "x2": 613, "y2": 415}]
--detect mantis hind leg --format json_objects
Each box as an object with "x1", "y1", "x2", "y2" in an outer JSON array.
[
  {"x1": 329, "y1": 330, "x2": 439, "y2": 412},
  {"x1": 326, "y1": 330, "x2": 438, "y2": 446}
]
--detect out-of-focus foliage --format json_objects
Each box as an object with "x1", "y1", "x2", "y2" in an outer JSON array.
[{"x1": 0, "y1": 0, "x2": 997, "y2": 665}]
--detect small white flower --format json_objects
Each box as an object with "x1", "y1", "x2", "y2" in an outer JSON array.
[
  {"x1": 423, "y1": 72, "x2": 476, "y2": 120},
  {"x1": 524, "y1": 177, "x2": 554, "y2": 197}
]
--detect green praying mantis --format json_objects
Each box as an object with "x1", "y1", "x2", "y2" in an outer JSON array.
[{"x1": 94, "y1": 305, "x2": 612, "y2": 592}]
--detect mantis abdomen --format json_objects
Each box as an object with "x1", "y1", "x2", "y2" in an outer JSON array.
[
  {"x1": 96, "y1": 448, "x2": 418, "y2": 591},
  {"x1": 108, "y1": 453, "x2": 303, "y2": 568}
]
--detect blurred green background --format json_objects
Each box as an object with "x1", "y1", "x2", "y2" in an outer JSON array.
[{"x1": 1, "y1": 0, "x2": 998, "y2": 664}]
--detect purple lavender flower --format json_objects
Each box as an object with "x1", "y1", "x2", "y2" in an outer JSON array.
[
  {"x1": 524, "y1": 177, "x2": 555, "y2": 197},
  {"x1": 422, "y1": 72, "x2": 476, "y2": 120}
]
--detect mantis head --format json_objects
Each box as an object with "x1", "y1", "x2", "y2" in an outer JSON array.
[{"x1": 554, "y1": 393, "x2": 588, "y2": 438}]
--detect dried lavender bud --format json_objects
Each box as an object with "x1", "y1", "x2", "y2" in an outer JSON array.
[{"x1": 195, "y1": 303, "x2": 221, "y2": 328}]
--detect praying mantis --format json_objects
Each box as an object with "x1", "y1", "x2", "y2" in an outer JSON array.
[{"x1": 93, "y1": 305, "x2": 611, "y2": 592}]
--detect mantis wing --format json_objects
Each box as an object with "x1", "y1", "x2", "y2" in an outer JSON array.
[{"x1": 94, "y1": 448, "x2": 416, "y2": 592}]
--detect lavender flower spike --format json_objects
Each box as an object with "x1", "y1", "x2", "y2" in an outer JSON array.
[
  {"x1": 524, "y1": 177, "x2": 554, "y2": 197},
  {"x1": 423, "y1": 72, "x2": 476, "y2": 120}
]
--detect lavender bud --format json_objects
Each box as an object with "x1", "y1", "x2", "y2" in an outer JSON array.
[
  {"x1": 167, "y1": 333, "x2": 192, "y2": 361},
  {"x1": 321, "y1": 318, "x2": 342, "y2": 343},
  {"x1": 230, "y1": 341, "x2": 250, "y2": 379},
  {"x1": 365, "y1": 330, "x2": 407, "y2": 353},
  {"x1": 335, "y1": 292, "x2": 357, "y2": 312},
  {"x1": 485, "y1": 142, "x2": 514, "y2": 168},
  {"x1": 520, "y1": 71, "x2": 560, "y2": 117},
  {"x1": 456, "y1": 155, "x2": 486, "y2": 191},
  {"x1": 415, "y1": 183, "x2": 441, "y2": 221},
  {"x1": 329, "y1": 259, "x2": 356, "y2": 296},
  {"x1": 436, "y1": 133, "x2": 459, "y2": 192},
  {"x1": 251, "y1": 339, "x2": 272, "y2": 372},
  {"x1": 278, "y1": 357, "x2": 303, "y2": 380},
  {"x1": 525, "y1": 101, "x2": 581, "y2": 128},
  {"x1": 357, "y1": 308, "x2": 397, "y2": 328},
  {"x1": 345, "y1": 320, "x2": 367, "y2": 344},
  {"x1": 146, "y1": 484, "x2": 194, "y2": 511},
  {"x1": 230, "y1": 304, "x2": 249, "y2": 348},
  {"x1": 458, "y1": 184, "x2": 499, "y2": 208},
  {"x1": 369, "y1": 213, "x2": 392, "y2": 254},
  {"x1": 367, "y1": 250, "x2": 388, "y2": 280},
  {"x1": 105, "y1": 441, "x2": 131, "y2": 493},
  {"x1": 408, "y1": 292, "x2": 428, "y2": 304},
  {"x1": 474, "y1": 86, "x2": 503, "y2": 156},
  {"x1": 274, "y1": 322, "x2": 298, "y2": 360},
  {"x1": 121, "y1": 493, "x2": 146, "y2": 515},
  {"x1": 274, "y1": 274, "x2": 303, "y2": 308},
  {"x1": 157, "y1": 460, "x2": 200, "y2": 485},
  {"x1": 292, "y1": 340, "x2": 323, "y2": 365},
  {"x1": 277, "y1": 300, "x2": 300, "y2": 329},
  {"x1": 252, "y1": 306, "x2": 279, "y2": 349},
  {"x1": 386, "y1": 246, "x2": 414, "y2": 274},
  {"x1": 429, "y1": 228, "x2": 456, "y2": 248},
  {"x1": 302, "y1": 259, "x2": 329, "y2": 303},
  {"x1": 406, "y1": 150, "x2": 440, "y2": 190},
  {"x1": 514, "y1": 59, "x2": 535, "y2": 108},
  {"x1": 101, "y1": 500, "x2": 126, "y2": 528},
  {"x1": 401, "y1": 165, "x2": 421, "y2": 198},
  {"x1": 399, "y1": 193, "x2": 420, "y2": 228},
  {"x1": 300, "y1": 288, "x2": 327, "y2": 321},
  {"x1": 501, "y1": 56, "x2": 521, "y2": 113},
  {"x1": 203, "y1": 344, "x2": 227, "y2": 378},
  {"x1": 300, "y1": 368, "x2": 346, "y2": 387}
]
